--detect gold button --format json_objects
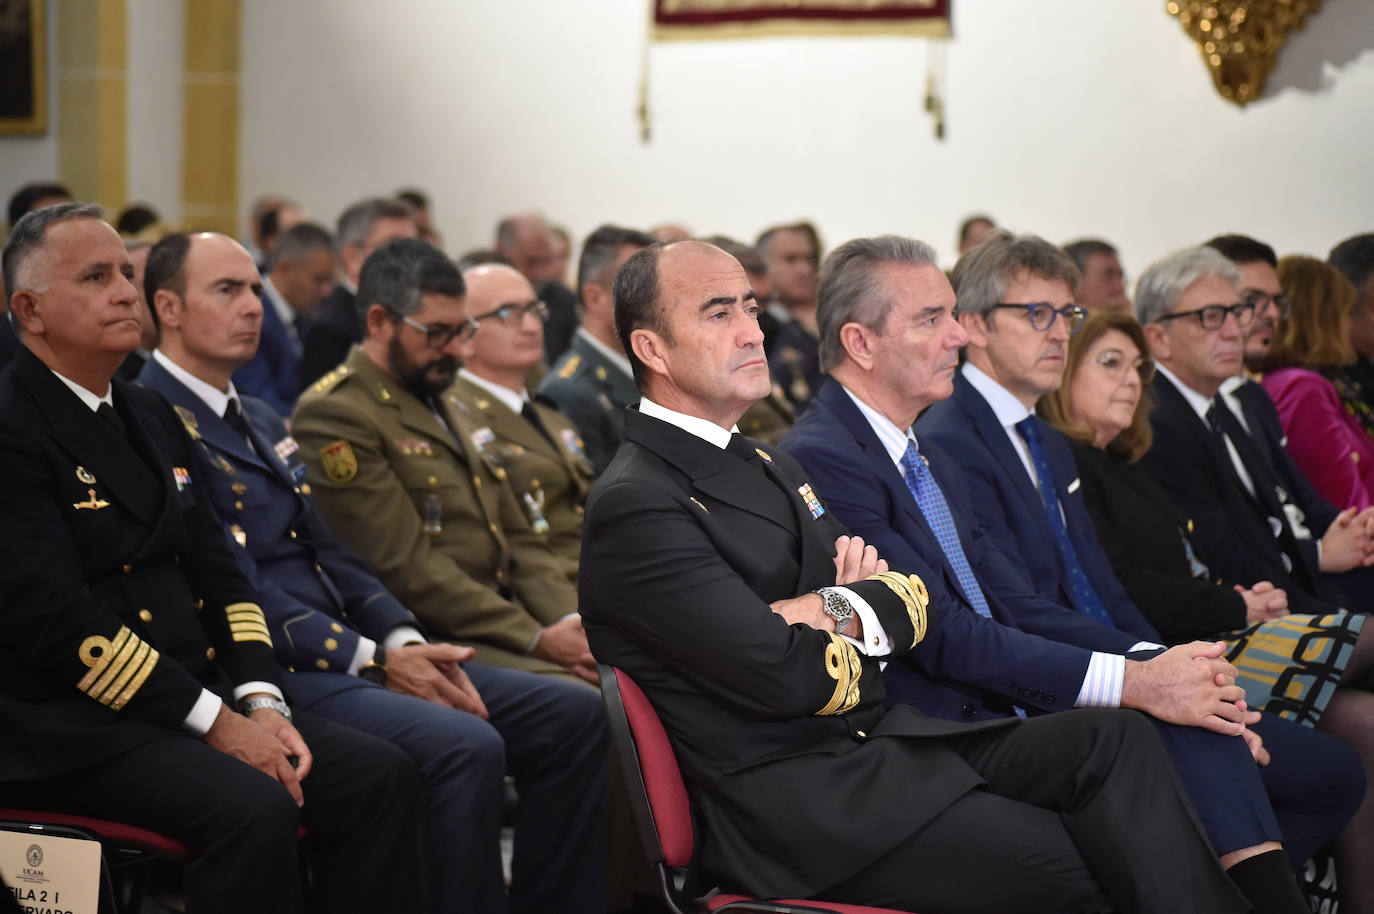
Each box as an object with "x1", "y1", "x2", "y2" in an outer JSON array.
[
  {"x1": 138, "y1": 609, "x2": 152, "y2": 623},
  {"x1": 495, "y1": 569, "x2": 507, "y2": 584},
  {"x1": 122, "y1": 564, "x2": 132, "y2": 574},
  {"x1": 289, "y1": 530, "x2": 297, "y2": 539},
  {"x1": 235, "y1": 500, "x2": 244, "y2": 510},
  {"x1": 488, "y1": 522, "x2": 500, "y2": 535},
  {"x1": 301, "y1": 483, "x2": 312, "y2": 495},
  {"x1": 196, "y1": 599, "x2": 204, "y2": 611},
  {"x1": 531, "y1": 478, "x2": 542, "y2": 489},
  {"x1": 472, "y1": 476, "x2": 482, "y2": 489},
  {"x1": 429, "y1": 475, "x2": 440, "y2": 487},
  {"x1": 324, "y1": 638, "x2": 339, "y2": 651},
  {"x1": 495, "y1": 467, "x2": 507, "y2": 480},
  {"x1": 287, "y1": 665, "x2": 296, "y2": 673},
  {"x1": 856, "y1": 730, "x2": 867, "y2": 738},
  {"x1": 330, "y1": 622, "x2": 344, "y2": 633},
  {"x1": 315, "y1": 658, "x2": 330, "y2": 670},
  {"x1": 205, "y1": 647, "x2": 216, "y2": 661}
]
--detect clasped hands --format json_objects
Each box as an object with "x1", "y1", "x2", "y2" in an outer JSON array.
[
  {"x1": 768, "y1": 535, "x2": 887, "y2": 636},
  {"x1": 1319, "y1": 506, "x2": 1374, "y2": 573}
]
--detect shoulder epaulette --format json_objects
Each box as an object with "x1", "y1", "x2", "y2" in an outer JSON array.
[
  {"x1": 309, "y1": 365, "x2": 352, "y2": 394},
  {"x1": 556, "y1": 354, "x2": 582, "y2": 379}
]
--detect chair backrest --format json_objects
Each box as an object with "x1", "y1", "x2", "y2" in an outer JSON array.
[{"x1": 597, "y1": 664, "x2": 695, "y2": 869}]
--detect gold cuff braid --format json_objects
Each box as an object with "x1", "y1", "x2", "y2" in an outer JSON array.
[
  {"x1": 866, "y1": 571, "x2": 930, "y2": 649},
  {"x1": 816, "y1": 633, "x2": 862, "y2": 716}
]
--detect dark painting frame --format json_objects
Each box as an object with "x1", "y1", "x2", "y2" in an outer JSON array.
[{"x1": 0, "y1": 0, "x2": 48, "y2": 134}]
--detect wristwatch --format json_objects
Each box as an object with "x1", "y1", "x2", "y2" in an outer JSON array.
[
  {"x1": 359, "y1": 645, "x2": 388, "y2": 686},
  {"x1": 815, "y1": 588, "x2": 855, "y2": 636},
  {"x1": 239, "y1": 695, "x2": 292, "y2": 721}
]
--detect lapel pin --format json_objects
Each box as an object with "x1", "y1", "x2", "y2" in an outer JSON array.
[
  {"x1": 230, "y1": 524, "x2": 247, "y2": 547},
  {"x1": 73, "y1": 488, "x2": 110, "y2": 511},
  {"x1": 689, "y1": 497, "x2": 710, "y2": 514},
  {"x1": 76, "y1": 466, "x2": 96, "y2": 484},
  {"x1": 754, "y1": 448, "x2": 774, "y2": 464}
]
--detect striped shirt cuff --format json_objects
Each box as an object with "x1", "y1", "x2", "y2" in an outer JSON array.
[{"x1": 1074, "y1": 652, "x2": 1125, "y2": 708}]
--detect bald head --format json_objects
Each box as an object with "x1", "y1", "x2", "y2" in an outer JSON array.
[
  {"x1": 460, "y1": 262, "x2": 546, "y2": 388},
  {"x1": 496, "y1": 213, "x2": 557, "y2": 285}
]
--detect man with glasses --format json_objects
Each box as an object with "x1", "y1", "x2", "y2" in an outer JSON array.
[
  {"x1": 780, "y1": 234, "x2": 1358, "y2": 912},
  {"x1": 136, "y1": 231, "x2": 609, "y2": 913},
  {"x1": 454, "y1": 262, "x2": 593, "y2": 572},
  {"x1": 1139, "y1": 245, "x2": 1374, "y2": 616},
  {"x1": 292, "y1": 238, "x2": 599, "y2": 686}
]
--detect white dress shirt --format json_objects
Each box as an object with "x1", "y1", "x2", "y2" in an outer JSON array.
[{"x1": 459, "y1": 368, "x2": 528, "y2": 414}]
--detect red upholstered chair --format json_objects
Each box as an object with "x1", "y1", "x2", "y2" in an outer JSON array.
[
  {"x1": 0, "y1": 809, "x2": 191, "y2": 913},
  {"x1": 597, "y1": 664, "x2": 911, "y2": 914}
]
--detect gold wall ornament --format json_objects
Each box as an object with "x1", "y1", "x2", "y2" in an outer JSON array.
[{"x1": 1167, "y1": 0, "x2": 1323, "y2": 106}]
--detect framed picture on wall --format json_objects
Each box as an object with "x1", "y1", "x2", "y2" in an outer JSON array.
[{"x1": 0, "y1": 0, "x2": 47, "y2": 134}]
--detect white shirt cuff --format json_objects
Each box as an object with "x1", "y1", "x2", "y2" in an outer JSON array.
[
  {"x1": 1129, "y1": 641, "x2": 1164, "y2": 652},
  {"x1": 182, "y1": 688, "x2": 224, "y2": 736},
  {"x1": 349, "y1": 636, "x2": 378, "y2": 675},
  {"x1": 233, "y1": 681, "x2": 285, "y2": 704},
  {"x1": 384, "y1": 625, "x2": 427, "y2": 649},
  {"x1": 832, "y1": 586, "x2": 890, "y2": 657},
  {"x1": 1074, "y1": 652, "x2": 1125, "y2": 708}
]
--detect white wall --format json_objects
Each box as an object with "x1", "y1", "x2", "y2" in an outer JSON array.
[{"x1": 126, "y1": 0, "x2": 184, "y2": 223}]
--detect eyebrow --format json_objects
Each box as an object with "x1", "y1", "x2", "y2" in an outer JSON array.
[
  {"x1": 916, "y1": 306, "x2": 944, "y2": 320},
  {"x1": 697, "y1": 289, "x2": 756, "y2": 312}
]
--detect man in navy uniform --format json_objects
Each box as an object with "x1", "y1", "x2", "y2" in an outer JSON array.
[
  {"x1": 0, "y1": 203, "x2": 426, "y2": 913},
  {"x1": 137, "y1": 230, "x2": 610, "y2": 914}
]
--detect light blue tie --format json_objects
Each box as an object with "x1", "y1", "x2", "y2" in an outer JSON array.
[
  {"x1": 899, "y1": 440, "x2": 993, "y2": 619},
  {"x1": 1013, "y1": 417, "x2": 1115, "y2": 627}
]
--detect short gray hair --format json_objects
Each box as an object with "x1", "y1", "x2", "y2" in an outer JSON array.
[
  {"x1": 1135, "y1": 246, "x2": 1240, "y2": 325},
  {"x1": 336, "y1": 197, "x2": 414, "y2": 250},
  {"x1": 2, "y1": 202, "x2": 106, "y2": 302},
  {"x1": 951, "y1": 229, "x2": 1081, "y2": 320},
  {"x1": 816, "y1": 235, "x2": 939, "y2": 372}
]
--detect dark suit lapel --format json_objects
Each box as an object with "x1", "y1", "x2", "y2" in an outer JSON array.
[
  {"x1": 14, "y1": 354, "x2": 163, "y2": 525},
  {"x1": 953, "y1": 374, "x2": 1049, "y2": 525},
  {"x1": 142, "y1": 359, "x2": 279, "y2": 476}
]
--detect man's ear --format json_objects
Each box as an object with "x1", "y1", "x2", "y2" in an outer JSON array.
[
  {"x1": 1142, "y1": 321, "x2": 1170, "y2": 361},
  {"x1": 630, "y1": 328, "x2": 667, "y2": 377},
  {"x1": 959, "y1": 310, "x2": 990, "y2": 349},
  {"x1": 363, "y1": 303, "x2": 393, "y2": 340},
  {"x1": 152, "y1": 289, "x2": 182, "y2": 331},
  {"x1": 839, "y1": 321, "x2": 876, "y2": 372},
  {"x1": 8, "y1": 290, "x2": 42, "y2": 336},
  {"x1": 581, "y1": 282, "x2": 607, "y2": 318}
]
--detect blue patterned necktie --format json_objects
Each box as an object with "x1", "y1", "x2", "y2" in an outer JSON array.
[
  {"x1": 1013, "y1": 417, "x2": 1115, "y2": 627},
  {"x1": 899, "y1": 440, "x2": 993, "y2": 619}
]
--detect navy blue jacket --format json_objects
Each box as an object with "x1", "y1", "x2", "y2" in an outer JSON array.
[
  {"x1": 231, "y1": 292, "x2": 301, "y2": 418},
  {"x1": 783, "y1": 380, "x2": 1145, "y2": 722},
  {"x1": 916, "y1": 372, "x2": 1162, "y2": 642},
  {"x1": 138, "y1": 357, "x2": 419, "y2": 699}
]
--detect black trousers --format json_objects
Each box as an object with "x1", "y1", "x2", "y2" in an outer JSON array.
[
  {"x1": 0, "y1": 710, "x2": 427, "y2": 914},
  {"x1": 825, "y1": 709, "x2": 1251, "y2": 914}
]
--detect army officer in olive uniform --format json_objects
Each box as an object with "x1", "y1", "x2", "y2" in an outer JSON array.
[
  {"x1": 536, "y1": 224, "x2": 656, "y2": 474},
  {"x1": 454, "y1": 263, "x2": 593, "y2": 573},
  {"x1": 292, "y1": 238, "x2": 596, "y2": 685}
]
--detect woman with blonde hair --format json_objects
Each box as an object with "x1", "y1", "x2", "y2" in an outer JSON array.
[
  {"x1": 1259, "y1": 256, "x2": 1374, "y2": 510},
  {"x1": 1042, "y1": 308, "x2": 1374, "y2": 911}
]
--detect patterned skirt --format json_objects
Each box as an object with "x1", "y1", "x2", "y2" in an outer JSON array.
[{"x1": 1222, "y1": 610, "x2": 1365, "y2": 727}]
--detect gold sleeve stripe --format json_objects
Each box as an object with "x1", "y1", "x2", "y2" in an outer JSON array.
[
  {"x1": 76, "y1": 626, "x2": 159, "y2": 708},
  {"x1": 98, "y1": 639, "x2": 150, "y2": 705},
  {"x1": 77, "y1": 627, "x2": 133, "y2": 693},
  {"x1": 111, "y1": 648, "x2": 159, "y2": 711},
  {"x1": 225, "y1": 603, "x2": 274, "y2": 645},
  {"x1": 866, "y1": 571, "x2": 930, "y2": 649},
  {"x1": 816, "y1": 633, "x2": 862, "y2": 716}
]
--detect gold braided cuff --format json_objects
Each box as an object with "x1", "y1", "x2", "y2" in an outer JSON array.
[
  {"x1": 866, "y1": 571, "x2": 930, "y2": 649},
  {"x1": 816, "y1": 632, "x2": 862, "y2": 716}
]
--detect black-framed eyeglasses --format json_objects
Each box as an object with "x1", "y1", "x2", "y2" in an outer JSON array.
[
  {"x1": 1093, "y1": 349, "x2": 1156, "y2": 385},
  {"x1": 471, "y1": 300, "x2": 549, "y2": 325},
  {"x1": 1154, "y1": 301, "x2": 1254, "y2": 331},
  {"x1": 992, "y1": 302, "x2": 1087, "y2": 334},
  {"x1": 397, "y1": 313, "x2": 480, "y2": 347},
  {"x1": 1243, "y1": 290, "x2": 1293, "y2": 322}
]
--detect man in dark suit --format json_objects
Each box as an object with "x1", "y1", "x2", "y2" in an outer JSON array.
[
  {"x1": 0, "y1": 203, "x2": 427, "y2": 913},
  {"x1": 1331, "y1": 233, "x2": 1374, "y2": 411},
  {"x1": 298, "y1": 197, "x2": 417, "y2": 391},
  {"x1": 1134, "y1": 246, "x2": 1374, "y2": 614},
  {"x1": 233, "y1": 222, "x2": 337, "y2": 417},
  {"x1": 537, "y1": 225, "x2": 656, "y2": 474},
  {"x1": 782, "y1": 234, "x2": 1360, "y2": 912},
  {"x1": 137, "y1": 230, "x2": 610, "y2": 914},
  {"x1": 757, "y1": 222, "x2": 825, "y2": 409},
  {"x1": 581, "y1": 237, "x2": 1251, "y2": 913}
]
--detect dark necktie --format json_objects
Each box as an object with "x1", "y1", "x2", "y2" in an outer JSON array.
[
  {"x1": 726, "y1": 432, "x2": 764, "y2": 469},
  {"x1": 521, "y1": 401, "x2": 556, "y2": 448},
  {"x1": 1013, "y1": 416, "x2": 1115, "y2": 627},
  {"x1": 1205, "y1": 402, "x2": 1229, "y2": 448},
  {"x1": 97, "y1": 401, "x2": 126, "y2": 437},
  {"x1": 223, "y1": 398, "x2": 252, "y2": 439},
  {"x1": 899, "y1": 441, "x2": 992, "y2": 618}
]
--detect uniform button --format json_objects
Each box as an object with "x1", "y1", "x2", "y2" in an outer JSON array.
[
  {"x1": 315, "y1": 564, "x2": 323, "y2": 573},
  {"x1": 472, "y1": 476, "x2": 482, "y2": 489},
  {"x1": 856, "y1": 730, "x2": 867, "y2": 738},
  {"x1": 324, "y1": 638, "x2": 338, "y2": 651},
  {"x1": 429, "y1": 475, "x2": 440, "y2": 487},
  {"x1": 961, "y1": 704, "x2": 977, "y2": 717},
  {"x1": 488, "y1": 522, "x2": 500, "y2": 535},
  {"x1": 205, "y1": 647, "x2": 216, "y2": 661},
  {"x1": 287, "y1": 665, "x2": 296, "y2": 673},
  {"x1": 315, "y1": 658, "x2": 330, "y2": 670},
  {"x1": 122, "y1": 564, "x2": 132, "y2": 574},
  {"x1": 495, "y1": 569, "x2": 507, "y2": 584},
  {"x1": 289, "y1": 530, "x2": 298, "y2": 539},
  {"x1": 138, "y1": 609, "x2": 152, "y2": 623},
  {"x1": 234, "y1": 500, "x2": 244, "y2": 510},
  {"x1": 494, "y1": 467, "x2": 507, "y2": 480},
  {"x1": 301, "y1": 484, "x2": 312, "y2": 495},
  {"x1": 330, "y1": 622, "x2": 344, "y2": 633},
  {"x1": 196, "y1": 599, "x2": 204, "y2": 611}
]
